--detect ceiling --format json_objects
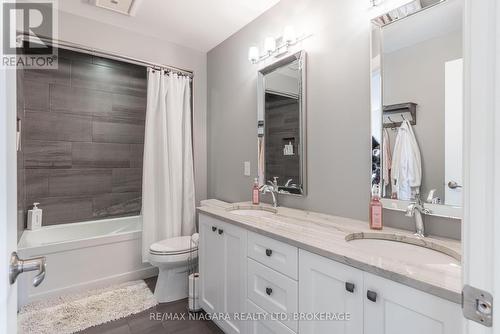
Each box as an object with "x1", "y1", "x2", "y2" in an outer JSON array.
[
  {"x1": 57, "y1": 0, "x2": 281, "y2": 52},
  {"x1": 382, "y1": 0, "x2": 463, "y2": 53}
]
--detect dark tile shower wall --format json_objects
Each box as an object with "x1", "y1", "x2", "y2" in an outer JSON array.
[
  {"x1": 265, "y1": 93, "x2": 300, "y2": 184},
  {"x1": 18, "y1": 48, "x2": 147, "y2": 227}
]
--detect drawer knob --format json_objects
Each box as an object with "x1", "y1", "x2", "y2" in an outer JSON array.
[
  {"x1": 345, "y1": 282, "x2": 355, "y2": 293},
  {"x1": 218, "y1": 229, "x2": 224, "y2": 235},
  {"x1": 265, "y1": 249, "x2": 273, "y2": 257},
  {"x1": 212, "y1": 226, "x2": 217, "y2": 232},
  {"x1": 265, "y1": 287, "x2": 273, "y2": 296},
  {"x1": 367, "y1": 290, "x2": 377, "y2": 303}
]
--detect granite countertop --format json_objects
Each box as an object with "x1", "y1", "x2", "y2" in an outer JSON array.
[{"x1": 197, "y1": 199, "x2": 462, "y2": 304}]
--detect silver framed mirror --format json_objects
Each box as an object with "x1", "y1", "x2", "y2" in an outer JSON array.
[
  {"x1": 257, "y1": 50, "x2": 306, "y2": 196},
  {"x1": 370, "y1": 0, "x2": 463, "y2": 218}
]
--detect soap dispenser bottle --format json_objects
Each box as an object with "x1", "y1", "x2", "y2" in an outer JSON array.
[
  {"x1": 27, "y1": 202, "x2": 43, "y2": 230},
  {"x1": 252, "y1": 178, "x2": 260, "y2": 205},
  {"x1": 369, "y1": 185, "x2": 383, "y2": 230}
]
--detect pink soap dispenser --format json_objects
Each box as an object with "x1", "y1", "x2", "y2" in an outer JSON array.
[
  {"x1": 252, "y1": 178, "x2": 260, "y2": 205},
  {"x1": 369, "y1": 184, "x2": 383, "y2": 230}
]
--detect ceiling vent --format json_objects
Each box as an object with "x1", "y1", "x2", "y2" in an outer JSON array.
[{"x1": 94, "y1": 0, "x2": 137, "y2": 16}]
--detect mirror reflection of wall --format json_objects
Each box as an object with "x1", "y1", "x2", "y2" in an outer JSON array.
[
  {"x1": 258, "y1": 52, "x2": 306, "y2": 196},
  {"x1": 373, "y1": 0, "x2": 464, "y2": 208}
]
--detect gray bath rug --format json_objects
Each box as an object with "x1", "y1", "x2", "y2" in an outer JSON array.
[{"x1": 18, "y1": 280, "x2": 158, "y2": 334}]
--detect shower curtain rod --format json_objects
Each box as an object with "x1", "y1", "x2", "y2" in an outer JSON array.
[{"x1": 17, "y1": 33, "x2": 194, "y2": 78}]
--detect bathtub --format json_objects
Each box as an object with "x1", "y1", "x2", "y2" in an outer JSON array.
[{"x1": 17, "y1": 215, "x2": 157, "y2": 307}]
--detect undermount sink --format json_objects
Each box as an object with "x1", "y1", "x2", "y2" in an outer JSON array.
[
  {"x1": 228, "y1": 207, "x2": 277, "y2": 218},
  {"x1": 345, "y1": 233, "x2": 461, "y2": 266}
]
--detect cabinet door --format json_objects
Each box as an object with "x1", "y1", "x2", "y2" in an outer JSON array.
[
  {"x1": 220, "y1": 220, "x2": 248, "y2": 334},
  {"x1": 299, "y1": 250, "x2": 363, "y2": 334},
  {"x1": 247, "y1": 300, "x2": 296, "y2": 334},
  {"x1": 199, "y1": 214, "x2": 223, "y2": 314},
  {"x1": 364, "y1": 272, "x2": 462, "y2": 334}
]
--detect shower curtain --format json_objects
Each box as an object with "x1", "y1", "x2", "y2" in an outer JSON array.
[{"x1": 141, "y1": 68, "x2": 195, "y2": 261}]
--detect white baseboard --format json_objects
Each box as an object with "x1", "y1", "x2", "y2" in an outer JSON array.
[{"x1": 21, "y1": 266, "x2": 159, "y2": 307}]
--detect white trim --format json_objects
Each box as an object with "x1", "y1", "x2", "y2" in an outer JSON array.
[
  {"x1": 0, "y1": 60, "x2": 9, "y2": 334},
  {"x1": 462, "y1": 0, "x2": 499, "y2": 333},
  {"x1": 24, "y1": 267, "x2": 158, "y2": 305},
  {"x1": 0, "y1": 1, "x2": 19, "y2": 329},
  {"x1": 381, "y1": 198, "x2": 462, "y2": 219}
]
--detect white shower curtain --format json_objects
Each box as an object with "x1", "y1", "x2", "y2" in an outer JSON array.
[{"x1": 141, "y1": 68, "x2": 195, "y2": 261}]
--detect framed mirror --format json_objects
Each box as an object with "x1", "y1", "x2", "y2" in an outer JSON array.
[
  {"x1": 370, "y1": 0, "x2": 463, "y2": 218},
  {"x1": 257, "y1": 50, "x2": 306, "y2": 196}
]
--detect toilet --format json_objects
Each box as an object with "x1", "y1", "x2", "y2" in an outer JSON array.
[{"x1": 148, "y1": 233, "x2": 199, "y2": 303}]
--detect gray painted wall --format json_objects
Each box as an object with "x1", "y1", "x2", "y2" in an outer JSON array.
[
  {"x1": 207, "y1": 0, "x2": 461, "y2": 239},
  {"x1": 384, "y1": 31, "x2": 462, "y2": 201}
]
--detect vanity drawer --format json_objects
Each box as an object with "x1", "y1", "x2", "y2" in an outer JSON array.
[
  {"x1": 247, "y1": 300, "x2": 296, "y2": 334},
  {"x1": 247, "y1": 231, "x2": 298, "y2": 279},
  {"x1": 247, "y1": 258, "x2": 298, "y2": 332}
]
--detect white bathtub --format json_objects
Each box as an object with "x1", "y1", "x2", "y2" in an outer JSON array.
[{"x1": 17, "y1": 215, "x2": 157, "y2": 307}]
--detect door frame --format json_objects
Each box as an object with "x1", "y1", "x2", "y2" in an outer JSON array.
[
  {"x1": 462, "y1": 0, "x2": 500, "y2": 333},
  {"x1": 0, "y1": 2, "x2": 19, "y2": 332},
  {"x1": 0, "y1": 49, "x2": 17, "y2": 334}
]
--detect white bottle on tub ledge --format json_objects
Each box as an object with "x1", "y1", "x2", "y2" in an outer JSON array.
[{"x1": 27, "y1": 202, "x2": 43, "y2": 230}]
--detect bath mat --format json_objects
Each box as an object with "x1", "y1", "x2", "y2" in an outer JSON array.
[{"x1": 18, "y1": 280, "x2": 158, "y2": 334}]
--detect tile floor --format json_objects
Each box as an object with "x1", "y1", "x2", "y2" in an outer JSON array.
[{"x1": 77, "y1": 277, "x2": 224, "y2": 334}]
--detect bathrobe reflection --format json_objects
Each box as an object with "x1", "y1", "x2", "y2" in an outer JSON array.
[{"x1": 391, "y1": 120, "x2": 422, "y2": 200}]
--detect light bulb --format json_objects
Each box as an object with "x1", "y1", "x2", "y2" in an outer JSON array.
[
  {"x1": 264, "y1": 37, "x2": 276, "y2": 54},
  {"x1": 248, "y1": 46, "x2": 259, "y2": 64},
  {"x1": 283, "y1": 26, "x2": 296, "y2": 45}
]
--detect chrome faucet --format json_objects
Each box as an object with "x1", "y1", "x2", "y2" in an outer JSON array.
[
  {"x1": 260, "y1": 177, "x2": 279, "y2": 208},
  {"x1": 405, "y1": 198, "x2": 432, "y2": 238}
]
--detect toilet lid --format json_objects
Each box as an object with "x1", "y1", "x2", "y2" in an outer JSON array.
[{"x1": 149, "y1": 236, "x2": 198, "y2": 255}]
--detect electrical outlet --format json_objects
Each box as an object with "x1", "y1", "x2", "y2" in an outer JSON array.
[{"x1": 244, "y1": 161, "x2": 251, "y2": 176}]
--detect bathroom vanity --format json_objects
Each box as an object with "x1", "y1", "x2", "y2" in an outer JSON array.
[{"x1": 198, "y1": 200, "x2": 462, "y2": 334}]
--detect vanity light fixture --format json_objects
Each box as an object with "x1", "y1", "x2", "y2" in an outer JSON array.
[
  {"x1": 370, "y1": 0, "x2": 382, "y2": 6},
  {"x1": 283, "y1": 26, "x2": 297, "y2": 45},
  {"x1": 248, "y1": 26, "x2": 310, "y2": 64},
  {"x1": 264, "y1": 37, "x2": 277, "y2": 55},
  {"x1": 248, "y1": 46, "x2": 260, "y2": 64}
]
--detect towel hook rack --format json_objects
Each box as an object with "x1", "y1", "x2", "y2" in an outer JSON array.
[{"x1": 382, "y1": 102, "x2": 417, "y2": 129}]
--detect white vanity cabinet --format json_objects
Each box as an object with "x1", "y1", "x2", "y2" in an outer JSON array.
[
  {"x1": 199, "y1": 214, "x2": 247, "y2": 334},
  {"x1": 199, "y1": 212, "x2": 462, "y2": 334},
  {"x1": 299, "y1": 250, "x2": 462, "y2": 334},
  {"x1": 363, "y1": 272, "x2": 462, "y2": 334},
  {"x1": 299, "y1": 250, "x2": 364, "y2": 334}
]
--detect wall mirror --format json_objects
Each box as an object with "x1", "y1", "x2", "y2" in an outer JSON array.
[
  {"x1": 370, "y1": 0, "x2": 463, "y2": 218},
  {"x1": 257, "y1": 50, "x2": 306, "y2": 196}
]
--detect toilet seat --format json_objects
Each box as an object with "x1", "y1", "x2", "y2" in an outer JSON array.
[{"x1": 149, "y1": 235, "x2": 198, "y2": 256}]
